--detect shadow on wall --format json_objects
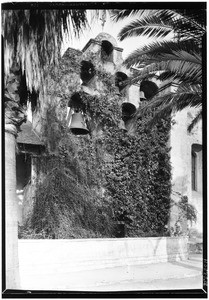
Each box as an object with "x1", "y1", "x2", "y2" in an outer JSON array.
[
  {"x1": 166, "y1": 237, "x2": 188, "y2": 263},
  {"x1": 166, "y1": 238, "x2": 202, "y2": 274},
  {"x1": 172, "y1": 175, "x2": 189, "y2": 196},
  {"x1": 144, "y1": 237, "x2": 188, "y2": 264}
]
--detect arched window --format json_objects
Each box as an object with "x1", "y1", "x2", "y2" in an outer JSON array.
[
  {"x1": 101, "y1": 40, "x2": 113, "y2": 62},
  {"x1": 115, "y1": 72, "x2": 128, "y2": 93},
  {"x1": 80, "y1": 61, "x2": 95, "y2": 84},
  {"x1": 191, "y1": 151, "x2": 197, "y2": 191},
  {"x1": 191, "y1": 144, "x2": 202, "y2": 192}
]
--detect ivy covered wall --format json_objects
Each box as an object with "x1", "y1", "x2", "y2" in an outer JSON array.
[
  {"x1": 104, "y1": 108, "x2": 171, "y2": 237},
  {"x1": 19, "y1": 35, "x2": 173, "y2": 239}
]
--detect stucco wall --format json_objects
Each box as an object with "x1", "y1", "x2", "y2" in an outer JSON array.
[
  {"x1": 19, "y1": 237, "x2": 188, "y2": 290},
  {"x1": 170, "y1": 107, "x2": 202, "y2": 233}
]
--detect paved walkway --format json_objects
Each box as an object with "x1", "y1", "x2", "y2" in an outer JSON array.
[{"x1": 20, "y1": 254, "x2": 204, "y2": 292}]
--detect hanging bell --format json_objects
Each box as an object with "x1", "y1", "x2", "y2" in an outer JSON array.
[
  {"x1": 140, "y1": 91, "x2": 146, "y2": 101},
  {"x1": 69, "y1": 112, "x2": 89, "y2": 135},
  {"x1": 122, "y1": 102, "x2": 137, "y2": 118}
]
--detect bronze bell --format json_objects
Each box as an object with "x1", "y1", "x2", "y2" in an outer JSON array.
[
  {"x1": 140, "y1": 91, "x2": 146, "y2": 101},
  {"x1": 122, "y1": 102, "x2": 137, "y2": 119},
  {"x1": 69, "y1": 112, "x2": 89, "y2": 135}
]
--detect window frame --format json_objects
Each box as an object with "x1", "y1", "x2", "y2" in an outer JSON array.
[{"x1": 191, "y1": 150, "x2": 197, "y2": 191}]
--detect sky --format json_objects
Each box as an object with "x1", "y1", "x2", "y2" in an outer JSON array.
[{"x1": 61, "y1": 10, "x2": 161, "y2": 60}]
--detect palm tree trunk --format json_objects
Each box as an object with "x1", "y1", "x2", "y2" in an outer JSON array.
[
  {"x1": 5, "y1": 124, "x2": 20, "y2": 289},
  {"x1": 4, "y1": 65, "x2": 26, "y2": 289}
]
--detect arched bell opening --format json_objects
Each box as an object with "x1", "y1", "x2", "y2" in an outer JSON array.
[
  {"x1": 115, "y1": 72, "x2": 128, "y2": 94},
  {"x1": 68, "y1": 93, "x2": 85, "y2": 112},
  {"x1": 122, "y1": 102, "x2": 137, "y2": 121},
  {"x1": 140, "y1": 80, "x2": 158, "y2": 100},
  {"x1": 80, "y1": 60, "x2": 96, "y2": 85},
  {"x1": 101, "y1": 40, "x2": 113, "y2": 62}
]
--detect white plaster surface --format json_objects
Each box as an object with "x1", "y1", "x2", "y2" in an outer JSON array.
[
  {"x1": 170, "y1": 108, "x2": 202, "y2": 233},
  {"x1": 18, "y1": 237, "x2": 189, "y2": 290}
]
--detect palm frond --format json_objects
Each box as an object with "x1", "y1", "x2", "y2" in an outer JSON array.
[
  {"x1": 172, "y1": 90, "x2": 202, "y2": 111},
  {"x1": 2, "y1": 9, "x2": 88, "y2": 91},
  {"x1": 154, "y1": 9, "x2": 206, "y2": 40},
  {"x1": 171, "y1": 19, "x2": 205, "y2": 40},
  {"x1": 137, "y1": 85, "x2": 200, "y2": 119},
  {"x1": 133, "y1": 60, "x2": 201, "y2": 86},
  {"x1": 187, "y1": 109, "x2": 202, "y2": 132},
  {"x1": 110, "y1": 9, "x2": 144, "y2": 22},
  {"x1": 112, "y1": 8, "x2": 204, "y2": 125},
  {"x1": 114, "y1": 9, "x2": 205, "y2": 41},
  {"x1": 157, "y1": 81, "x2": 202, "y2": 97},
  {"x1": 145, "y1": 104, "x2": 173, "y2": 127},
  {"x1": 118, "y1": 16, "x2": 173, "y2": 41},
  {"x1": 124, "y1": 39, "x2": 201, "y2": 68},
  {"x1": 134, "y1": 91, "x2": 201, "y2": 129},
  {"x1": 172, "y1": 9, "x2": 206, "y2": 33},
  {"x1": 156, "y1": 70, "x2": 202, "y2": 85}
]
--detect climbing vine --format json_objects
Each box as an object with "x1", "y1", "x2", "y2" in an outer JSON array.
[
  {"x1": 102, "y1": 108, "x2": 172, "y2": 237},
  {"x1": 19, "y1": 45, "x2": 173, "y2": 239}
]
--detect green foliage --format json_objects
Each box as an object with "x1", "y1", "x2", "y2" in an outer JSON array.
[
  {"x1": 3, "y1": 9, "x2": 88, "y2": 93},
  {"x1": 103, "y1": 108, "x2": 172, "y2": 237},
  {"x1": 169, "y1": 194, "x2": 197, "y2": 237},
  {"x1": 81, "y1": 92, "x2": 122, "y2": 129},
  {"x1": 18, "y1": 227, "x2": 48, "y2": 239},
  {"x1": 21, "y1": 47, "x2": 172, "y2": 238},
  {"x1": 111, "y1": 9, "x2": 205, "y2": 128},
  {"x1": 177, "y1": 195, "x2": 197, "y2": 225},
  {"x1": 23, "y1": 130, "x2": 115, "y2": 238},
  {"x1": 29, "y1": 165, "x2": 114, "y2": 238}
]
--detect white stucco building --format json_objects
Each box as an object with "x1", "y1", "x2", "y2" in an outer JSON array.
[{"x1": 170, "y1": 107, "x2": 202, "y2": 234}]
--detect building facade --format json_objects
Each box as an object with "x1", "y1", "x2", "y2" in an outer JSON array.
[{"x1": 16, "y1": 33, "x2": 203, "y2": 236}]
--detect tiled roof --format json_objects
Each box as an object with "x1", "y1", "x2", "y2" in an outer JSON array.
[{"x1": 17, "y1": 121, "x2": 43, "y2": 145}]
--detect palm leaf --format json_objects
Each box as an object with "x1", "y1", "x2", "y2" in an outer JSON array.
[
  {"x1": 124, "y1": 39, "x2": 201, "y2": 67},
  {"x1": 154, "y1": 9, "x2": 206, "y2": 40},
  {"x1": 127, "y1": 60, "x2": 201, "y2": 87},
  {"x1": 118, "y1": 16, "x2": 173, "y2": 41},
  {"x1": 172, "y1": 9, "x2": 206, "y2": 33},
  {"x1": 139, "y1": 83, "x2": 202, "y2": 121},
  {"x1": 2, "y1": 9, "x2": 88, "y2": 91},
  {"x1": 112, "y1": 8, "x2": 205, "y2": 127},
  {"x1": 187, "y1": 109, "x2": 202, "y2": 132},
  {"x1": 110, "y1": 9, "x2": 144, "y2": 22},
  {"x1": 113, "y1": 9, "x2": 206, "y2": 40},
  {"x1": 127, "y1": 89, "x2": 201, "y2": 130},
  {"x1": 156, "y1": 70, "x2": 202, "y2": 85},
  {"x1": 157, "y1": 81, "x2": 202, "y2": 97},
  {"x1": 123, "y1": 40, "x2": 202, "y2": 88}
]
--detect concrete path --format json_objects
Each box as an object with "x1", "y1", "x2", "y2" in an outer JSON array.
[
  {"x1": 20, "y1": 254, "x2": 204, "y2": 292},
  {"x1": 90, "y1": 275, "x2": 203, "y2": 292}
]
